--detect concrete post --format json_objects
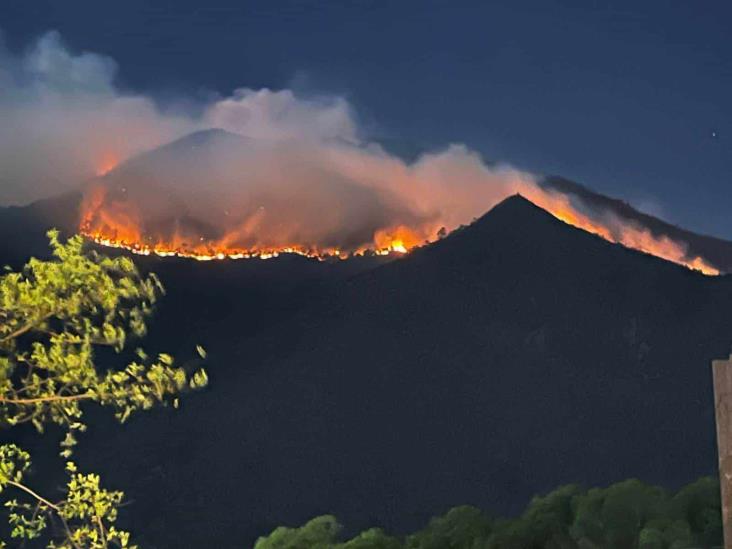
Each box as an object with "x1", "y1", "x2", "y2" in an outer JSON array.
[{"x1": 712, "y1": 355, "x2": 732, "y2": 549}]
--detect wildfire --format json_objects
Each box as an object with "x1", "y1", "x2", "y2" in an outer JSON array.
[
  {"x1": 82, "y1": 231, "x2": 409, "y2": 261},
  {"x1": 78, "y1": 181, "x2": 721, "y2": 275},
  {"x1": 79, "y1": 185, "x2": 414, "y2": 261},
  {"x1": 520, "y1": 187, "x2": 721, "y2": 276}
]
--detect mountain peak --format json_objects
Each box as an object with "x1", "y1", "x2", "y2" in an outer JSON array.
[
  {"x1": 162, "y1": 128, "x2": 248, "y2": 148},
  {"x1": 483, "y1": 193, "x2": 548, "y2": 217},
  {"x1": 400, "y1": 191, "x2": 705, "y2": 280},
  {"x1": 102, "y1": 128, "x2": 251, "y2": 180},
  {"x1": 453, "y1": 193, "x2": 564, "y2": 239}
]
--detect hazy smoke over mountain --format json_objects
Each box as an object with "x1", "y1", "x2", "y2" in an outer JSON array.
[
  {"x1": 1, "y1": 30, "x2": 536, "y2": 247},
  {"x1": 0, "y1": 31, "x2": 193, "y2": 205},
  {"x1": 82, "y1": 128, "x2": 536, "y2": 255},
  {"x1": 2, "y1": 30, "x2": 720, "y2": 273}
]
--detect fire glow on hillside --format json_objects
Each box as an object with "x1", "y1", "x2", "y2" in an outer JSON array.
[
  {"x1": 520, "y1": 187, "x2": 721, "y2": 276},
  {"x1": 79, "y1": 179, "x2": 720, "y2": 275},
  {"x1": 79, "y1": 183, "x2": 424, "y2": 260}
]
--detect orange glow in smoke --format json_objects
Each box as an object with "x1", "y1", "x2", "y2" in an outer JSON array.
[
  {"x1": 78, "y1": 180, "x2": 720, "y2": 275},
  {"x1": 79, "y1": 183, "x2": 420, "y2": 260},
  {"x1": 520, "y1": 187, "x2": 720, "y2": 276},
  {"x1": 95, "y1": 153, "x2": 120, "y2": 177}
]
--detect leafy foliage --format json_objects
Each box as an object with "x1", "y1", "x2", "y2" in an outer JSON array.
[
  {"x1": 0, "y1": 231, "x2": 207, "y2": 547},
  {"x1": 406, "y1": 505, "x2": 492, "y2": 549},
  {"x1": 255, "y1": 477, "x2": 722, "y2": 549},
  {"x1": 253, "y1": 516, "x2": 401, "y2": 549}
]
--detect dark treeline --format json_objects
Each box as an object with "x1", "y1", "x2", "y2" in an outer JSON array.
[{"x1": 255, "y1": 477, "x2": 722, "y2": 549}]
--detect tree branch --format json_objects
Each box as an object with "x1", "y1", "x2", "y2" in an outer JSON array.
[
  {"x1": 0, "y1": 313, "x2": 54, "y2": 344},
  {"x1": 6, "y1": 480, "x2": 84, "y2": 549},
  {"x1": 0, "y1": 393, "x2": 93, "y2": 406},
  {"x1": 5, "y1": 480, "x2": 59, "y2": 512}
]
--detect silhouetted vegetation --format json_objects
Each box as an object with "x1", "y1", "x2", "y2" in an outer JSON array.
[
  {"x1": 255, "y1": 477, "x2": 722, "y2": 549},
  {"x1": 0, "y1": 232, "x2": 207, "y2": 547},
  {"x1": 5, "y1": 196, "x2": 732, "y2": 547}
]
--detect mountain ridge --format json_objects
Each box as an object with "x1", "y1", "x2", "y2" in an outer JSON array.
[
  {"x1": 16, "y1": 191, "x2": 728, "y2": 548},
  {"x1": 541, "y1": 175, "x2": 732, "y2": 273}
]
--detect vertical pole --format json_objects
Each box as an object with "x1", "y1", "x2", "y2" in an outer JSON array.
[{"x1": 713, "y1": 355, "x2": 732, "y2": 549}]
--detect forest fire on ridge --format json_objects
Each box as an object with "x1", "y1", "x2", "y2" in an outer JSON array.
[
  {"x1": 78, "y1": 184, "x2": 425, "y2": 260},
  {"x1": 521, "y1": 187, "x2": 720, "y2": 275},
  {"x1": 79, "y1": 180, "x2": 721, "y2": 274}
]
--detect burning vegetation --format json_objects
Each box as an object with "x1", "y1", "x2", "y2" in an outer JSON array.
[
  {"x1": 79, "y1": 180, "x2": 721, "y2": 274},
  {"x1": 78, "y1": 130, "x2": 721, "y2": 275},
  {"x1": 79, "y1": 180, "x2": 431, "y2": 261},
  {"x1": 520, "y1": 187, "x2": 721, "y2": 276}
]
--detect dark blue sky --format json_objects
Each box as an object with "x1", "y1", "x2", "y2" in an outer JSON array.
[{"x1": 1, "y1": 0, "x2": 730, "y2": 237}]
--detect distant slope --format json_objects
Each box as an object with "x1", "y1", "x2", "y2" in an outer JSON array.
[
  {"x1": 0, "y1": 191, "x2": 79, "y2": 266},
  {"x1": 103, "y1": 128, "x2": 253, "y2": 184},
  {"x1": 18, "y1": 195, "x2": 727, "y2": 549},
  {"x1": 5, "y1": 155, "x2": 732, "y2": 548},
  {"x1": 6, "y1": 131, "x2": 732, "y2": 273},
  {"x1": 542, "y1": 175, "x2": 732, "y2": 273}
]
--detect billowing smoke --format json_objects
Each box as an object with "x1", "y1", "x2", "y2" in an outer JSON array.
[
  {"x1": 2, "y1": 30, "x2": 533, "y2": 251},
  {"x1": 81, "y1": 128, "x2": 534, "y2": 256},
  {"x1": 2, "y1": 31, "x2": 721, "y2": 273},
  {"x1": 0, "y1": 31, "x2": 194, "y2": 205}
]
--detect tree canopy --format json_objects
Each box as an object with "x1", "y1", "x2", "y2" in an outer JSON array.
[
  {"x1": 255, "y1": 477, "x2": 722, "y2": 549},
  {"x1": 0, "y1": 231, "x2": 207, "y2": 548}
]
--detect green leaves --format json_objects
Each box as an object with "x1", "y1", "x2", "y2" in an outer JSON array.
[
  {"x1": 0, "y1": 451, "x2": 138, "y2": 548},
  {"x1": 254, "y1": 515, "x2": 342, "y2": 549},
  {"x1": 0, "y1": 445, "x2": 30, "y2": 488},
  {"x1": 0, "y1": 231, "x2": 209, "y2": 547},
  {"x1": 190, "y1": 369, "x2": 209, "y2": 390},
  {"x1": 256, "y1": 477, "x2": 722, "y2": 549},
  {"x1": 196, "y1": 345, "x2": 207, "y2": 359},
  {"x1": 0, "y1": 229, "x2": 208, "y2": 433}
]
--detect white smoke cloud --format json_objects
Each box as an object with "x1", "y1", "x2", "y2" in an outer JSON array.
[
  {"x1": 0, "y1": 31, "x2": 374, "y2": 206},
  {"x1": 5, "y1": 30, "x2": 718, "y2": 274},
  {"x1": 203, "y1": 88, "x2": 358, "y2": 144},
  {"x1": 2, "y1": 29, "x2": 539, "y2": 254},
  {"x1": 0, "y1": 31, "x2": 194, "y2": 205}
]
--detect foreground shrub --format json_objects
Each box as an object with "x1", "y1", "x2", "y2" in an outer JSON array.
[{"x1": 256, "y1": 477, "x2": 722, "y2": 549}]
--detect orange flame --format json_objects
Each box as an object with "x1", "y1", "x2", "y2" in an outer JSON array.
[
  {"x1": 78, "y1": 181, "x2": 721, "y2": 275},
  {"x1": 78, "y1": 183, "x2": 420, "y2": 261},
  {"x1": 520, "y1": 187, "x2": 720, "y2": 276}
]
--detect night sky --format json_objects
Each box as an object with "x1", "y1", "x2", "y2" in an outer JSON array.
[{"x1": 1, "y1": 0, "x2": 730, "y2": 237}]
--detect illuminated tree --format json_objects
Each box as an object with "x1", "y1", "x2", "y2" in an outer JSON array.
[
  {"x1": 0, "y1": 230, "x2": 207, "y2": 548},
  {"x1": 406, "y1": 506, "x2": 492, "y2": 549},
  {"x1": 258, "y1": 478, "x2": 721, "y2": 549},
  {"x1": 253, "y1": 515, "x2": 340, "y2": 549},
  {"x1": 253, "y1": 515, "x2": 401, "y2": 549}
]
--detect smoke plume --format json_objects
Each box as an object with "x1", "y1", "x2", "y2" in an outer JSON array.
[
  {"x1": 0, "y1": 31, "x2": 194, "y2": 205},
  {"x1": 1, "y1": 31, "x2": 721, "y2": 274},
  {"x1": 1, "y1": 30, "x2": 531, "y2": 234}
]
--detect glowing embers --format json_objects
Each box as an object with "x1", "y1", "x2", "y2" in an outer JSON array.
[
  {"x1": 81, "y1": 232, "x2": 409, "y2": 262},
  {"x1": 78, "y1": 179, "x2": 422, "y2": 261},
  {"x1": 520, "y1": 188, "x2": 721, "y2": 276},
  {"x1": 79, "y1": 181, "x2": 720, "y2": 274}
]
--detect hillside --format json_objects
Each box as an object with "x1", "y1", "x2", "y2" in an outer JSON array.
[
  {"x1": 8, "y1": 195, "x2": 730, "y2": 548},
  {"x1": 542, "y1": 175, "x2": 732, "y2": 273}
]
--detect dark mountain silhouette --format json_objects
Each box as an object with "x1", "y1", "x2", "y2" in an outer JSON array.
[
  {"x1": 0, "y1": 130, "x2": 258, "y2": 266},
  {"x1": 541, "y1": 175, "x2": 732, "y2": 273},
  {"x1": 0, "y1": 190, "x2": 79, "y2": 266},
  {"x1": 6, "y1": 128, "x2": 732, "y2": 271},
  {"x1": 8, "y1": 195, "x2": 731, "y2": 548}
]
